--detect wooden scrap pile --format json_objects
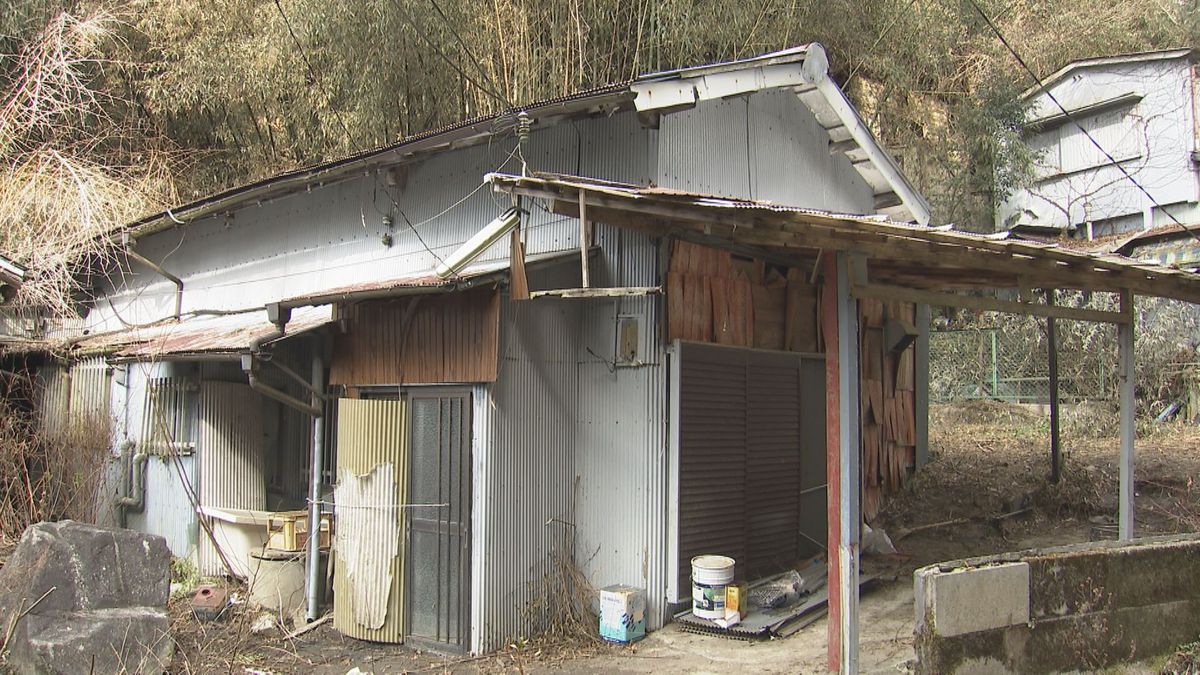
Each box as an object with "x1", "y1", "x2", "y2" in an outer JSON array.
[
  {"x1": 859, "y1": 298, "x2": 917, "y2": 522},
  {"x1": 666, "y1": 241, "x2": 819, "y2": 352}
]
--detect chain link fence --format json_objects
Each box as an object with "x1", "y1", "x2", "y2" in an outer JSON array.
[{"x1": 930, "y1": 324, "x2": 1117, "y2": 405}]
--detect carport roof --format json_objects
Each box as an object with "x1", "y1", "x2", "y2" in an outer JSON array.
[{"x1": 488, "y1": 172, "x2": 1200, "y2": 312}]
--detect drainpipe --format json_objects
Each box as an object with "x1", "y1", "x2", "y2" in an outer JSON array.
[
  {"x1": 243, "y1": 304, "x2": 323, "y2": 417},
  {"x1": 115, "y1": 440, "x2": 148, "y2": 527},
  {"x1": 122, "y1": 233, "x2": 183, "y2": 319},
  {"x1": 306, "y1": 350, "x2": 326, "y2": 620}
]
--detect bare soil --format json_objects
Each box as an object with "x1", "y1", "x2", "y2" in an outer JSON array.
[{"x1": 164, "y1": 401, "x2": 1200, "y2": 673}]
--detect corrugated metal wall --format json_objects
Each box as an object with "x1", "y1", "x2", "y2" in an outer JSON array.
[
  {"x1": 120, "y1": 362, "x2": 200, "y2": 558},
  {"x1": 476, "y1": 292, "x2": 580, "y2": 653},
  {"x1": 197, "y1": 381, "x2": 266, "y2": 575},
  {"x1": 38, "y1": 365, "x2": 69, "y2": 433},
  {"x1": 67, "y1": 356, "x2": 112, "y2": 420},
  {"x1": 333, "y1": 398, "x2": 408, "y2": 643}
]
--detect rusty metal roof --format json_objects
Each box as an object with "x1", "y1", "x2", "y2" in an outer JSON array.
[
  {"x1": 71, "y1": 304, "x2": 334, "y2": 359},
  {"x1": 490, "y1": 172, "x2": 1200, "y2": 305}
]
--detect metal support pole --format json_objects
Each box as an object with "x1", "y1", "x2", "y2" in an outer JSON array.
[
  {"x1": 306, "y1": 351, "x2": 327, "y2": 620},
  {"x1": 990, "y1": 330, "x2": 999, "y2": 399},
  {"x1": 1047, "y1": 291, "x2": 1061, "y2": 484},
  {"x1": 822, "y1": 251, "x2": 860, "y2": 673},
  {"x1": 1118, "y1": 289, "x2": 1136, "y2": 540},
  {"x1": 836, "y1": 252, "x2": 861, "y2": 674}
]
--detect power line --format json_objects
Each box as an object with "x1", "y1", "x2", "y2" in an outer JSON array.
[
  {"x1": 966, "y1": 0, "x2": 1200, "y2": 247},
  {"x1": 272, "y1": 0, "x2": 354, "y2": 145},
  {"x1": 387, "y1": 0, "x2": 512, "y2": 108},
  {"x1": 426, "y1": 0, "x2": 513, "y2": 108}
]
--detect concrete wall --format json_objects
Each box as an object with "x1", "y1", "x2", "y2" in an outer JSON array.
[{"x1": 914, "y1": 534, "x2": 1200, "y2": 673}]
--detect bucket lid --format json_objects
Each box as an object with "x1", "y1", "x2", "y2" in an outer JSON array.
[{"x1": 691, "y1": 555, "x2": 735, "y2": 570}]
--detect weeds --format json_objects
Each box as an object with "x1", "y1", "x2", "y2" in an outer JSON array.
[{"x1": 0, "y1": 391, "x2": 110, "y2": 540}]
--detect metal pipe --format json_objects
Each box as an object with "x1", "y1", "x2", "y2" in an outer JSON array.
[
  {"x1": 244, "y1": 364, "x2": 322, "y2": 417},
  {"x1": 115, "y1": 440, "x2": 149, "y2": 518},
  {"x1": 122, "y1": 234, "x2": 183, "y2": 319},
  {"x1": 306, "y1": 350, "x2": 326, "y2": 620}
]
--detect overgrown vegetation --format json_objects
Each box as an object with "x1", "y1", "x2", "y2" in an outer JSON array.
[{"x1": 0, "y1": 392, "x2": 111, "y2": 543}]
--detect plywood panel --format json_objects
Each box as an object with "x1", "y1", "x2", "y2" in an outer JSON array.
[{"x1": 330, "y1": 288, "x2": 500, "y2": 386}]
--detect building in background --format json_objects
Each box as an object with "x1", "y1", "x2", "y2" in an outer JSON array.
[{"x1": 998, "y1": 48, "x2": 1199, "y2": 239}]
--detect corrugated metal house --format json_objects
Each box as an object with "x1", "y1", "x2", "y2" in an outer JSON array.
[
  {"x1": 998, "y1": 48, "x2": 1200, "y2": 237},
  {"x1": 16, "y1": 45, "x2": 933, "y2": 654}
]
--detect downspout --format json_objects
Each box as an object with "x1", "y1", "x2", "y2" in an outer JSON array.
[
  {"x1": 803, "y1": 45, "x2": 933, "y2": 226},
  {"x1": 243, "y1": 302, "x2": 328, "y2": 619},
  {"x1": 306, "y1": 349, "x2": 326, "y2": 620},
  {"x1": 122, "y1": 233, "x2": 183, "y2": 319},
  {"x1": 115, "y1": 440, "x2": 149, "y2": 526},
  {"x1": 242, "y1": 303, "x2": 323, "y2": 417}
]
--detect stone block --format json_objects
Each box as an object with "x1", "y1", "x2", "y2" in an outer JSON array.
[
  {"x1": 923, "y1": 562, "x2": 1030, "y2": 638},
  {"x1": 7, "y1": 607, "x2": 172, "y2": 675}
]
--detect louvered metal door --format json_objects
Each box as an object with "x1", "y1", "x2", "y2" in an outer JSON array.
[{"x1": 677, "y1": 342, "x2": 817, "y2": 589}]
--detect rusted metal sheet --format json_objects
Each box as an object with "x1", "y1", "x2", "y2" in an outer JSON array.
[
  {"x1": 330, "y1": 288, "x2": 500, "y2": 386},
  {"x1": 72, "y1": 305, "x2": 333, "y2": 359},
  {"x1": 332, "y1": 397, "x2": 407, "y2": 643},
  {"x1": 197, "y1": 381, "x2": 266, "y2": 576}
]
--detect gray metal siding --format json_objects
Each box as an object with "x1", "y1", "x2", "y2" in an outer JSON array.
[
  {"x1": 657, "y1": 91, "x2": 875, "y2": 214},
  {"x1": 90, "y1": 111, "x2": 655, "y2": 331},
  {"x1": 477, "y1": 292, "x2": 580, "y2": 653}
]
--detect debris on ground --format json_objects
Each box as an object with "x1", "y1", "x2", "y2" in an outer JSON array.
[{"x1": 0, "y1": 520, "x2": 173, "y2": 674}]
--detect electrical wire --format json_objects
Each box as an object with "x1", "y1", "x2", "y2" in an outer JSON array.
[
  {"x1": 273, "y1": 0, "x2": 355, "y2": 145},
  {"x1": 967, "y1": 0, "x2": 1200, "y2": 247}
]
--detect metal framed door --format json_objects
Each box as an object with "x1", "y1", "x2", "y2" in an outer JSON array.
[{"x1": 404, "y1": 389, "x2": 471, "y2": 650}]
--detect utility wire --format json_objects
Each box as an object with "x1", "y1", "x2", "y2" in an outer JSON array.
[
  {"x1": 272, "y1": 0, "x2": 355, "y2": 145},
  {"x1": 426, "y1": 0, "x2": 513, "y2": 108},
  {"x1": 387, "y1": 0, "x2": 512, "y2": 108},
  {"x1": 967, "y1": 0, "x2": 1200, "y2": 247}
]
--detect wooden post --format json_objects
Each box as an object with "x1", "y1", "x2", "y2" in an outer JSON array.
[
  {"x1": 1118, "y1": 289, "x2": 1135, "y2": 540},
  {"x1": 821, "y1": 251, "x2": 860, "y2": 673},
  {"x1": 579, "y1": 189, "x2": 591, "y2": 288},
  {"x1": 1047, "y1": 290, "x2": 1061, "y2": 484},
  {"x1": 915, "y1": 303, "x2": 930, "y2": 468}
]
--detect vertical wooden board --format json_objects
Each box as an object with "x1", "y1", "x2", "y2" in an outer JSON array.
[
  {"x1": 696, "y1": 276, "x2": 710, "y2": 341},
  {"x1": 752, "y1": 284, "x2": 786, "y2": 350},
  {"x1": 711, "y1": 281, "x2": 734, "y2": 345},
  {"x1": 738, "y1": 279, "x2": 753, "y2": 347},
  {"x1": 895, "y1": 348, "x2": 915, "y2": 391},
  {"x1": 667, "y1": 271, "x2": 686, "y2": 342}
]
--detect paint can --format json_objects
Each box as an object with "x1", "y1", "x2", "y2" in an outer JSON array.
[{"x1": 691, "y1": 555, "x2": 735, "y2": 620}]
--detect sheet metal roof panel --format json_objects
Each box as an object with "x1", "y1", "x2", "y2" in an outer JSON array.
[
  {"x1": 1022, "y1": 48, "x2": 1195, "y2": 100},
  {"x1": 71, "y1": 304, "x2": 334, "y2": 358}
]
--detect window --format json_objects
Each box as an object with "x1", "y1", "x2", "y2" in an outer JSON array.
[{"x1": 141, "y1": 378, "x2": 198, "y2": 455}]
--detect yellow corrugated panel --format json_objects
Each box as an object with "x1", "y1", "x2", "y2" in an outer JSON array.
[{"x1": 333, "y1": 398, "x2": 407, "y2": 643}]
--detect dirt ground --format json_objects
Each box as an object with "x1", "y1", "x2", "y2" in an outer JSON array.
[{"x1": 165, "y1": 401, "x2": 1200, "y2": 673}]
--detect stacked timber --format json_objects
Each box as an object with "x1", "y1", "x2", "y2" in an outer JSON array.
[
  {"x1": 666, "y1": 241, "x2": 818, "y2": 352},
  {"x1": 859, "y1": 298, "x2": 917, "y2": 522}
]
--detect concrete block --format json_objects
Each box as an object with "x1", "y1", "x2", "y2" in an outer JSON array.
[{"x1": 927, "y1": 562, "x2": 1030, "y2": 637}]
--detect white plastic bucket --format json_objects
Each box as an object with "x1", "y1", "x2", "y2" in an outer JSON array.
[{"x1": 691, "y1": 555, "x2": 735, "y2": 620}]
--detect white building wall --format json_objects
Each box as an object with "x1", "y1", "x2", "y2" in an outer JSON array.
[{"x1": 999, "y1": 57, "x2": 1200, "y2": 234}]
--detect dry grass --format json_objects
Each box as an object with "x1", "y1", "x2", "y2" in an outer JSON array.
[
  {"x1": 0, "y1": 10, "x2": 177, "y2": 316},
  {"x1": 0, "y1": 394, "x2": 111, "y2": 541}
]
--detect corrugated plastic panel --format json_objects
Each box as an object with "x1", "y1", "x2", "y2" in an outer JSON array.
[
  {"x1": 476, "y1": 292, "x2": 579, "y2": 653},
  {"x1": 197, "y1": 381, "x2": 266, "y2": 576},
  {"x1": 38, "y1": 365, "x2": 69, "y2": 433},
  {"x1": 332, "y1": 398, "x2": 408, "y2": 643},
  {"x1": 67, "y1": 356, "x2": 111, "y2": 421}
]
